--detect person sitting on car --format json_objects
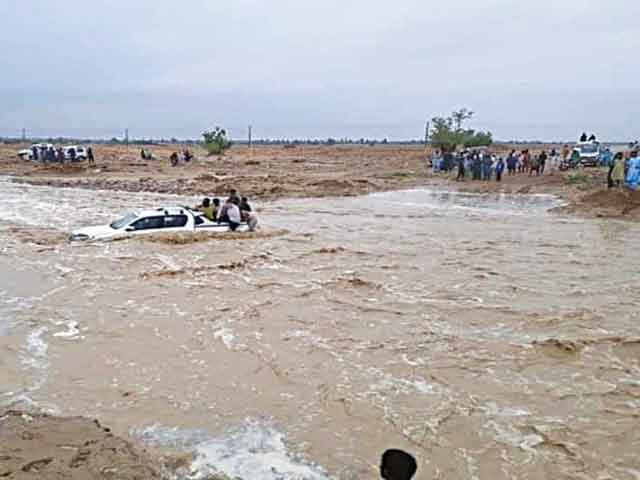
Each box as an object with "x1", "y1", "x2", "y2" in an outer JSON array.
[
  {"x1": 212, "y1": 198, "x2": 221, "y2": 218},
  {"x1": 240, "y1": 197, "x2": 255, "y2": 225},
  {"x1": 240, "y1": 197, "x2": 252, "y2": 213},
  {"x1": 194, "y1": 197, "x2": 216, "y2": 221},
  {"x1": 218, "y1": 198, "x2": 241, "y2": 231},
  {"x1": 227, "y1": 188, "x2": 241, "y2": 207}
]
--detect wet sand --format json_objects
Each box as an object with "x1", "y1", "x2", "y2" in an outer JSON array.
[
  {"x1": 1, "y1": 181, "x2": 639, "y2": 479},
  {"x1": 0, "y1": 410, "x2": 164, "y2": 479}
]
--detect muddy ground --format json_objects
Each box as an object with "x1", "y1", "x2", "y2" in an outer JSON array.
[
  {"x1": 0, "y1": 411, "x2": 163, "y2": 479},
  {"x1": 2, "y1": 143, "x2": 639, "y2": 220}
]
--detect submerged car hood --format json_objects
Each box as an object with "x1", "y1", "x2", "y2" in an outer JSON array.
[{"x1": 71, "y1": 225, "x2": 119, "y2": 239}]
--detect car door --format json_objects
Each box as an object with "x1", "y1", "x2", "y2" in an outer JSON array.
[
  {"x1": 128, "y1": 216, "x2": 165, "y2": 236},
  {"x1": 161, "y1": 214, "x2": 190, "y2": 233}
]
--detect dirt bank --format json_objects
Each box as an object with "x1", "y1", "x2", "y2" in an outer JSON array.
[
  {"x1": 0, "y1": 410, "x2": 164, "y2": 479},
  {"x1": 0, "y1": 144, "x2": 429, "y2": 200},
  {"x1": 2, "y1": 143, "x2": 638, "y2": 220},
  {"x1": 425, "y1": 165, "x2": 640, "y2": 220}
]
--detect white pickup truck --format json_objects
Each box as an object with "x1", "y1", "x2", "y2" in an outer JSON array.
[
  {"x1": 17, "y1": 144, "x2": 88, "y2": 161},
  {"x1": 69, "y1": 206, "x2": 251, "y2": 242},
  {"x1": 17, "y1": 144, "x2": 54, "y2": 160}
]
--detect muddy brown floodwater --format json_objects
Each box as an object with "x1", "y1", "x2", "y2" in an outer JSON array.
[{"x1": 1, "y1": 177, "x2": 639, "y2": 479}]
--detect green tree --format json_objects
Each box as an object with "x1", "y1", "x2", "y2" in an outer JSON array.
[
  {"x1": 202, "y1": 127, "x2": 232, "y2": 155},
  {"x1": 463, "y1": 130, "x2": 493, "y2": 148},
  {"x1": 429, "y1": 109, "x2": 492, "y2": 152}
]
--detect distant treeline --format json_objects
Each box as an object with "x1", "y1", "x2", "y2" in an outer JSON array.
[
  {"x1": 0, "y1": 136, "x2": 407, "y2": 146},
  {"x1": 0, "y1": 136, "x2": 611, "y2": 146}
]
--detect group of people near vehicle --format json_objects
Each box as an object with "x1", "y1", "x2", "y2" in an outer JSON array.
[
  {"x1": 30, "y1": 145, "x2": 94, "y2": 164},
  {"x1": 194, "y1": 188, "x2": 259, "y2": 232}
]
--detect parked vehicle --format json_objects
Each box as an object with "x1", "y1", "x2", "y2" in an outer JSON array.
[
  {"x1": 17, "y1": 144, "x2": 88, "y2": 162},
  {"x1": 17, "y1": 144, "x2": 54, "y2": 160},
  {"x1": 573, "y1": 141, "x2": 602, "y2": 167},
  {"x1": 63, "y1": 146, "x2": 88, "y2": 161},
  {"x1": 69, "y1": 206, "x2": 249, "y2": 242}
]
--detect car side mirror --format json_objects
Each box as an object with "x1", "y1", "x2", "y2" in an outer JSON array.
[{"x1": 125, "y1": 227, "x2": 135, "y2": 232}]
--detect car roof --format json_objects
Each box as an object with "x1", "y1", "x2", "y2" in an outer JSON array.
[{"x1": 136, "y1": 206, "x2": 191, "y2": 217}]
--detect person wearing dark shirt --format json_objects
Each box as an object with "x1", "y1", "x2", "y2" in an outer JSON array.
[
  {"x1": 228, "y1": 189, "x2": 241, "y2": 206},
  {"x1": 456, "y1": 154, "x2": 465, "y2": 181},
  {"x1": 539, "y1": 150, "x2": 548, "y2": 175},
  {"x1": 506, "y1": 152, "x2": 517, "y2": 175},
  {"x1": 240, "y1": 197, "x2": 252, "y2": 213},
  {"x1": 495, "y1": 157, "x2": 505, "y2": 181},
  {"x1": 472, "y1": 154, "x2": 482, "y2": 180}
]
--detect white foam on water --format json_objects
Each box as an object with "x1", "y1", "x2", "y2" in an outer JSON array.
[
  {"x1": 365, "y1": 367, "x2": 437, "y2": 396},
  {"x1": 2, "y1": 325, "x2": 60, "y2": 412},
  {"x1": 22, "y1": 326, "x2": 49, "y2": 373},
  {"x1": 53, "y1": 320, "x2": 81, "y2": 339},
  {"x1": 480, "y1": 402, "x2": 531, "y2": 418},
  {"x1": 213, "y1": 328, "x2": 235, "y2": 350},
  {"x1": 132, "y1": 419, "x2": 331, "y2": 480},
  {"x1": 484, "y1": 420, "x2": 543, "y2": 453},
  {"x1": 190, "y1": 419, "x2": 330, "y2": 480},
  {"x1": 131, "y1": 424, "x2": 212, "y2": 449},
  {"x1": 0, "y1": 176, "x2": 194, "y2": 231}
]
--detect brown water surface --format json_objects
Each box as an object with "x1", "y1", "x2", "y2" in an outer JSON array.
[{"x1": 1, "y1": 179, "x2": 639, "y2": 479}]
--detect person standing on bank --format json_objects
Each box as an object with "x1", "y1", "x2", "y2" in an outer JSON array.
[{"x1": 495, "y1": 157, "x2": 505, "y2": 182}]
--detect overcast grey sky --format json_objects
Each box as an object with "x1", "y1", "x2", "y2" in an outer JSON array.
[{"x1": 1, "y1": 0, "x2": 638, "y2": 141}]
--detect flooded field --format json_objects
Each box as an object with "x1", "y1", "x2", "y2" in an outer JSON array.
[{"x1": 1, "y1": 177, "x2": 639, "y2": 479}]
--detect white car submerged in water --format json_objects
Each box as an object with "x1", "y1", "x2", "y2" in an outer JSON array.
[{"x1": 69, "y1": 206, "x2": 250, "y2": 242}]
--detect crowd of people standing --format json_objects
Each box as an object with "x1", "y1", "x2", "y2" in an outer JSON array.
[
  {"x1": 433, "y1": 148, "x2": 561, "y2": 182},
  {"x1": 28, "y1": 144, "x2": 94, "y2": 164}
]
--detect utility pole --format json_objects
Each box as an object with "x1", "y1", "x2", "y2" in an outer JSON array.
[
  {"x1": 125, "y1": 128, "x2": 129, "y2": 153},
  {"x1": 21, "y1": 128, "x2": 26, "y2": 143},
  {"x1": 248, "y1": 125, "x2": 252, "y2": 148},
  {"x1": 424, "y1": 121, "x2": 430, "y2": 145}
]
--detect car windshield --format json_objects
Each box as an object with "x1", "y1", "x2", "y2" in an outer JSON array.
[
  {"x1": 110, "y1": 213, "x2": 138, "y2": 229},
  {"x1": 579, "y1": 144, "x2": 598, "y2": 154}
]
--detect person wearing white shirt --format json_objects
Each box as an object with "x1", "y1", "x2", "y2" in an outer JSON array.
[{"x1": 218, "y1": 199, "x2": 241, "y2": 231}]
